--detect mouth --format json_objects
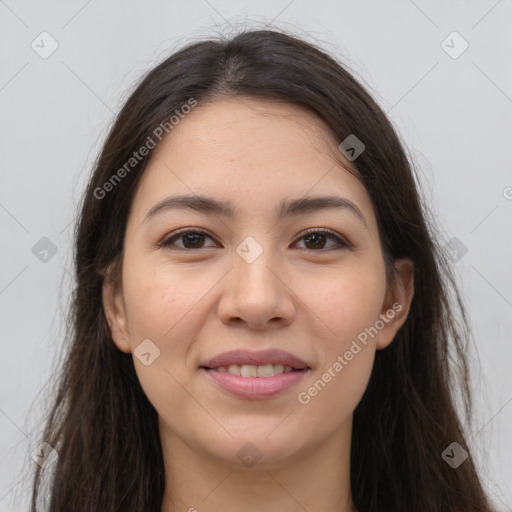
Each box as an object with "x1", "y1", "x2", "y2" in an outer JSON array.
[
  {"x1": 201, "y1": 363, "x2": 304, "y2": 378},
  {"x1": 199, "y1": 349, "x2": 311, "y2": 399}
]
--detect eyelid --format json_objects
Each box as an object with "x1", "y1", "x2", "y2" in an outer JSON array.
[{"x1": 158, "y1": 227, "x2": 352, "y2": 250}]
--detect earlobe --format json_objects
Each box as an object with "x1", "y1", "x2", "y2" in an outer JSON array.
[
  {"x1": 102, "y1": 277, "x2": 132, "y2": 354},
  {"x1": 376, "y1": 258, "x2": 414, "y2": 350}
]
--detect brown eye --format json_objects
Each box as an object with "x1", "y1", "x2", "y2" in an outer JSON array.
[
  {"x1": 294, "y1": 229, "x2": 350, "y2": 251},
  {"x1": 159, "y1": 228, "x2": 350, "y2": 252},
  {"x1": 160, "y1": 229, "x2": 217, "y2": 250}
]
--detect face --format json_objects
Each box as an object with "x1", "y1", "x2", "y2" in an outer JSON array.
[{"x1": 103, "y1": 98, "x2": 413, "y2": 469}]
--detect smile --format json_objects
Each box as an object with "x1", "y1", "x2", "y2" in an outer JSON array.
[
  {"x1": 211, "y1": 363, "x2": 297, "y2": 377},
  {"x1": 200, "y1": 348, "x2": 311, "y2": 399}
]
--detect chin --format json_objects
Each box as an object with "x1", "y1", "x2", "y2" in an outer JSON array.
[{"x1": 195, "y1": 425, "x2": 309, "y2": 470}]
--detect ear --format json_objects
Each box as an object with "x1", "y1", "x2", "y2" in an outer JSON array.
[
  {"x1": 376, "y1": 258, "x2": 414, "y2": 350},
  {"x1": 102, "y1": 273, "x2": 131, "y2": 354}
]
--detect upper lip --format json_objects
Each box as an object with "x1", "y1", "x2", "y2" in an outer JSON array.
[{"x1": 201, "y1": 349, "x2": 310, "y2": 370}]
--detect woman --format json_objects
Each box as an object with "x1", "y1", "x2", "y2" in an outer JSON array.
[{"x1": 30, "y1": 28, "x2": 493, "y2": 511}]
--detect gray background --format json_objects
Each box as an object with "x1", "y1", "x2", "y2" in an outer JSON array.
[{"x1": 1, "y1": 1, "x2": 511, "y2": 510}]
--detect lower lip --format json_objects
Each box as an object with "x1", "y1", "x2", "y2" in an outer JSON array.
[{"x1": 202, "y1": 368, "x2": 309, "y2": 399}]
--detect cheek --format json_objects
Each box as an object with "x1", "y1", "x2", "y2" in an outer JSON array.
[
  {"x1": 298, "y1": 264, "x2": 386, "y2": 347},
  {"x1": 293, "y1": 272, "x2": 383, "y2": 426},
  {"x1": 122, "y1": 263, "x2": 208, "y2": 342},
  {"x1": 295, "y1": 264, "x2": 385, "y2": 405},
  {"x1": 121, "y1": 264, "x2": 210, "y2": 416}
]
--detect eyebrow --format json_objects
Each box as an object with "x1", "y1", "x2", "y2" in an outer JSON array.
[{"x1": 144, "y1": 194, "x2": 368, "y2": 228}]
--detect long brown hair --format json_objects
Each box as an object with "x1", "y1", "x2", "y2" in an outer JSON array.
[{"x1": 30, "y1": 28, "x2": 493, "y2": 511}]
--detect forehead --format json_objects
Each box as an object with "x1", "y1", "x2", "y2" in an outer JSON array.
[
  {"x1": 129, "y1": 98, "x2": 375, "y2": 226},
  {"x1": 155, "y1": 98, "x2": 345, "y2": 168}
]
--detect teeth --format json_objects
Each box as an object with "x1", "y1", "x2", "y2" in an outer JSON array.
[
  {"x1": 256, "y1": 364, "x2": 274, "y2": 377},
  {"x1": 240, "y1": 364, "x2": 257, "y2": 377},
  {"x1": 227, "y1": 364, "x2": 240, "y2": 375},
  {"x1": 273, "y1": 364, "x2": 285, "y2": 375},
  {"x1": 215, "y1": 363, "x2": 294, "y2": 377}
]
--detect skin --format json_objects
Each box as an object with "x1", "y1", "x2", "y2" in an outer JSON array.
[{"x1": 103, "y1": 98, "x2": 414, "y2": 512}]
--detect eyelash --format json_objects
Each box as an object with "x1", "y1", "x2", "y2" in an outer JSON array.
[{"x1": 158, "y1": 227, "x2": 351, "y2": 252}]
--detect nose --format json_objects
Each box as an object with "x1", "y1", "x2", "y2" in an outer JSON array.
[{"x1": 216, "y1": 246, "x2": 296, "y2": 330}]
